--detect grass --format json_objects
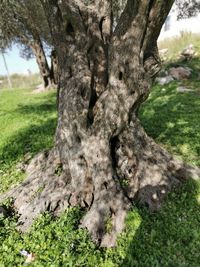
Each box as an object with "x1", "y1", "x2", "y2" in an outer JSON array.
[
  {"x1": 0, "y1": 38, "x2": 200, "y2": 266},
  {"x1": 139, "y1": 79, "x2": 200, "y2": 166},
  {"x1": 159, "y1": 31, "x2": 200, "y2": 60},
  {"x1": 0, "y1": 87, "x2": 57, "y2": 193},
  {"x1": 0, "y1": 73, "x2": 41, "y2": 90}
]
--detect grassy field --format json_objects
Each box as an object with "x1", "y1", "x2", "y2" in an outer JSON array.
[
  {"x1": 0, "y1": 73, "x2": 41, "y2": 90},
  {"x1": 0, "y1": 88, "x2": 57, "y2": 193},
  {"x1": 0, "y1": 38, "x2": 200, "y2": 266}
]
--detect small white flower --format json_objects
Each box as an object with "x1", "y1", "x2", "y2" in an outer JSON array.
[{"x1": 20, "y1": 250, "x2": 29, "y2": 257}]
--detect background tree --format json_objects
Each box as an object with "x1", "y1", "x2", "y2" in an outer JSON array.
[
  {"x1": 0, "y1": 0, "x2": 58, "y2": 88},
  {"x1": 1, "y1": 0, "x2": 200, "y2": 247},
  {"x1": 176, "y1": 0, "x2": 200, "y2": 18},
  {"x1": 0, "y1": 36, "x2": 12, "y2": 87}
]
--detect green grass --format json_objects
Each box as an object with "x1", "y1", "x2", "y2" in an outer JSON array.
[
  {"x1": 0, "y1": 88, "x2": 57, "y2": 193},
  {"x1": 139, "y1": 78, "x2": 200, "y2": 166},
  {"x1": 1, "y1": 181, "x2": 200, "y2": 266},
  {"x1": 0, "y1": 47, "x2": 200, "y2": 265}
]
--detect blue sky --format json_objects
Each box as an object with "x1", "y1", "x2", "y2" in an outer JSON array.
[{"x1": 0, "y1": 45, "x2": 39, "y2": 75}]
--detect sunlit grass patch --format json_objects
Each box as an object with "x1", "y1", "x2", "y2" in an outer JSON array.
[
  {"x1": 140, "y1": 78, "x2": 200, "y2": 166},
  {"x1": 0, "y1": 88, "x2": 57, "y2": 192}
]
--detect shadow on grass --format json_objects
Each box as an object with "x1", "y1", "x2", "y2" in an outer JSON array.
[
  {"x1": 122, "y1": 63, "x2": 200, "y2": 265},
  {"x1": 15, "y1": 102, "x2": 56, "y2": 115},
  {"x1": 13, "y1": 92, "x2": 56, "y2": 117},
  {"x1": 0, "y1": 118, "x2": 57, "y2": 168},
  {"x1": 0, "y1": 91, "x2": 57, "y2": 192},
  {"x1": 123, "y1": 73, "x2": 200, "y2": 266},
  {"x1": 139, "y1": 81, "x2": 200, "y2": 165},
  {"x1": 0, "y1": 90, "x2": 57, "y2": 170},
  {"x1": 123, "y1": 180, "x2": 200, "y2": 266}
]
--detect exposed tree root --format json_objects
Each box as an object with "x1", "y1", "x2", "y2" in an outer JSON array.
[
  {"x1": 116, "y1": 117, "x2": 200, "y2": 210},
  {"x1": 33, "y1": 82, "x2": 57, "y2": 94},
  {"x1": 0, "y1": 119, "x2": 199, "y2": 247},
  {"x1": 0, "y1": 149, "x2": 71, "y2": 231}
]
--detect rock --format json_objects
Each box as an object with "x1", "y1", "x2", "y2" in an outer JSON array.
[
  {"x1": 158, "y1": 69, "x2": 169, "y2": 77},
  {"x1": 33, "y1": 84, "x2": 45, "y2": 93},
  {"x1": 181, "y1": 44, "x2": 196, "y2": 60},
  {"x1": 159, "y1": 48, "x2": 168, "y2": 55},
  {"x1": 20, "y1": 250, "x2": 36, "y2": 264},
  {"x1": 169, "y1": 66, "x2": 191, "y2": 80},
  {"x1": 16, "y1": 162, "x2": 27, "y2": 172},
  {"x1": 155, "y1": 75, "x2": 174, "y2": 85},
  {"x1": 176, "y1": 86, "x2": 194, "y2": 93},
  {"x1": 159, "y1": 48, "x2": 168, "y2": 61},
  {"x1": 24, "y1": 152, "x2": 32, "y2": 163}
]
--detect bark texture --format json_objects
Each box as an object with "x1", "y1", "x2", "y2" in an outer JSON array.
[{"x1": 1, "y1": 0, "x2": 200, "y2": 247}]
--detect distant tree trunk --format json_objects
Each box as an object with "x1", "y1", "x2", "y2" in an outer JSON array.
[
  {"x1": 1, "y1": 0, "x2": 199, "y2": 247},
  {"x1": 30, "y1": 38, "x2": 55, "y2": 89},
  {"x1": 50, "y1": 49, "x2": 59, "y2": 85},
  {"x1": 1, "y1": 52, "x2": 12, "y2": 88}
]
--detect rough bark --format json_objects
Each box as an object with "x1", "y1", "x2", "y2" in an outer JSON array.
[{"x1": 0, "y1": 0, "x2": 200, "y2": 247}]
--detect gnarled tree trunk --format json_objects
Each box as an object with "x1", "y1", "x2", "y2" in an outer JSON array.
[{"x1": 1, "y1": 0, "x2": 200, "y2": 247}]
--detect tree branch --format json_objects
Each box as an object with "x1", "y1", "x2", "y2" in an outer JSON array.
[
  {"x1": 144, "y1": 0, "x2": 174, "y2": 47},
  {"x1": 141, "y1": 0, "x2": 175, "y2": 76},
  {"x1": 40, "y1": 0, "x2": 66, "y2": 49}
]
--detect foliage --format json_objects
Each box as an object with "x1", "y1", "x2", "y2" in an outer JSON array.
[
  {"x1": 0, "y1": 0, "x2": 49, "y2": 46},
  {"x1": 176, "y1": 0, "x2": 200, "y2": 19},
  {"x1": 0, "y1": 0, "x2": 52, "y2": 71}
]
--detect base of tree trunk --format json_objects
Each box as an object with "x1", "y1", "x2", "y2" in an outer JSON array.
[
  {"x1": 33, "y1": 81, "x2": 57, "y2": 93},
  {"x1": 0, "y1": 118, "x2": 199, "y2": 247}
]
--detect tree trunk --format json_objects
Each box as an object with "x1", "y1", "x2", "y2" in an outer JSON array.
[
  {"x1": 0, "y1": 0, "x2": 200, "y2": 247},
  {"x1": 30, "y1": 38, "x2": 55, "y2": 89},
  {"x1": 50, "y1": 49, "x2": 59, "y2": 85}
]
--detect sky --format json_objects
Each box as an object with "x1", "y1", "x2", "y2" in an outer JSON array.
[{"x1": 0, "y1": 45, "x2": 39, "y2": 76}]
